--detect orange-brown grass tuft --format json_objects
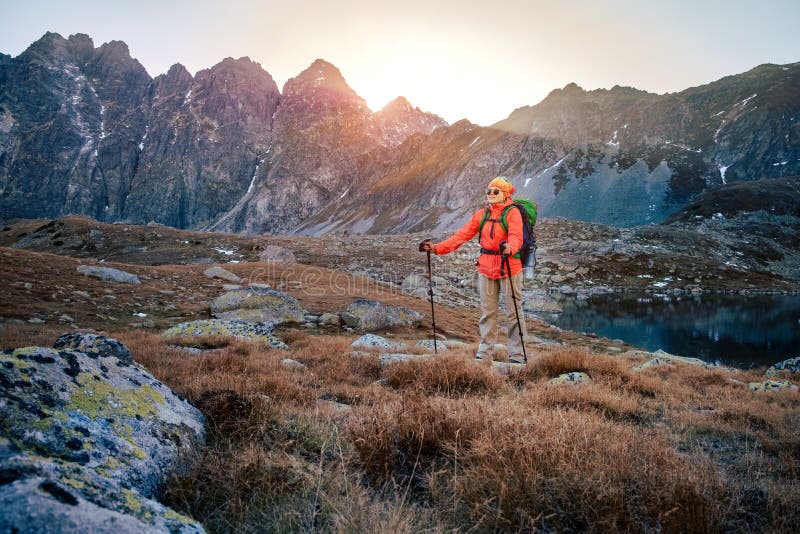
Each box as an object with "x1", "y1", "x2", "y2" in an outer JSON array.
[
  {"x1": 384, "y1": 354, "x2": 506, "y2": 397},
  {"x1": 350, "y1": 393, "x2": 725, "y2": 532},
  {"x1": 523, "y1": 381, "x2": 653, "y2": 423},
  {"x1": 523, "y1": 347, "x2": 624, "y2": 379},
  {"x1": 441, "y1": 404, "x2": 725, "y2": 532},
  {"x1": 0, "y1": 323, "x2": 62, "y2": 349}
]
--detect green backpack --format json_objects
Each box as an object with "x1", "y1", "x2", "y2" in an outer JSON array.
[{"x1": 478, "y1": 199, "x2": 538, "y2": 260}]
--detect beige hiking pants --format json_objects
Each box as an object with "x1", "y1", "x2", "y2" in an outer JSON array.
[{"x1": 476, "y1": 272, "x2": 528, "y2": 359}]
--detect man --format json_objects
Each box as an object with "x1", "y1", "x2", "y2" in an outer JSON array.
[{"x1": 420, "y1": 176, "x2": 528, "y2": 363}]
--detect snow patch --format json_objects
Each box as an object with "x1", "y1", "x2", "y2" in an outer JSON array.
[
  {"x1": 338, "y1": 187, "x2": 350, "y2": 200},
  {"x1": 773, "y1": 161, "x2": 788, "y2": 166},
  {"x1": 467, "y1": 135, "x2": 481, "y2": 148},
  {"x1": 718, "y1": 164, "x2": 730, "y2": 184},
  {"x1": 738, "y1": 93, "x2": 757, "y2": 107},
  {"x1": 139, "y1": 125, "x2": 148, "y2": 150},
  {"x1": 214, "y1": 247, "x2": 236, "y2": 256},
  {"x1": 713, "y1": 120, "x2": 726, "y2": 143},
  {"x1": 99, "y1": 104, "x2": 106, "y2": 140},
  {"x1": 246, "y1": 159, "x2": 265, "y2": 195},
  {"x1": 525, "y1": 156, "x2": 567, "y2": 187},
  {"x1": 183, "y1": 89, "x2": 192, "y2": 105},
  {"x1": 664, "y1": 140, "x2": 701, "y2": 153}
]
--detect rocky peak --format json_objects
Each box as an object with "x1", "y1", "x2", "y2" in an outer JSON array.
[
  {"x1": 375, "y1": 96, "x2": 448, "y2": 147},
  {"x1": 150, "y1": 63, "x2": 193, "y2": 100},
  {"x1": 282, "y1": 58, "x2": 363, "y2": 105},
  {"x1": 93, "y1": 40, "x2": 136, "y2": 67},
  {"x1": 193, "y1": 57, "x2": 281, "y2": 131},
  {"x1": 18, "y1": 32, "x2": 71, "y2": 63},
  {"x1": 65, "y1": 33, "x2": 95, "y2": 63},
  {"x1": 381, "y1": 96, "x2": 414, "y2": 114}
]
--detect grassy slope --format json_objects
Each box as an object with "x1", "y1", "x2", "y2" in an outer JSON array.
[{"x1": 1, "y1": 218, "x2": 799, "y2": 532}]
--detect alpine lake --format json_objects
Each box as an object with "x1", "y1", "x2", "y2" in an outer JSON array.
[{"x1": 540, "y1": 291, "x2": 800, "y2": 369}]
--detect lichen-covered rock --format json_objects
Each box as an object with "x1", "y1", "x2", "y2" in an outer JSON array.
[
  {"x1": 747, "y1": 380, "x2": 797, "y2": 392},
  {"x1": 162, "y1": 319, "x2": 288, "y2": 349},
  {"x1": 378, "y1": 353, "x2": 433, "y2": 366},
  {"x1": 211, "y1": 287, "x2": 305, "y2": 324},
  {"x1": 53, "y1": 332, "x2": 133, "y2": 365},
  {"x1": 416, "y1": 339, "x2": 450, "y2": 352},
  {"x1": 0, "y1": 340, "x2": 205, "y2": 533},
  {"x1": 258, "y1": 245, "x2": 296, "y2": 263},
  {"x1": 351, "y1": 334, "x2": 408, "y2": 351},
  {"x1": 549, "y1": 372, "x2": 593, "y2": 385},
  {"x1": 0, "y1": 477, "x2": 202, "y2": 534},
  {"x1": 631, "y1": 350, "x2": 710, "y2": 371},
  {"x1": 766, "y1": 356, "x2": 800, "y2": 377},
  {"x1": 340, "y1": 299, "x2": 424, "y2": 331},
  {"x1": 280, "y1": 358, "x2": 307, "y2": 369},
  {"x1": 203, "y1": 266, "x2": 243, "y2": 283},
  {"x1": 76, "y1": 265, "x2": 140, "y2": 284},
  {"x1": 350, "y1": 350, "x2": 431, "y2": 366},
  {"x1": 318, "y1": 312, "x2": 342, "y2": 327}
]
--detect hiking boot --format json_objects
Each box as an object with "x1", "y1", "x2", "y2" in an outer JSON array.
[{"x1": 508, "y1": 355, "x2": 525, "y2": 365}]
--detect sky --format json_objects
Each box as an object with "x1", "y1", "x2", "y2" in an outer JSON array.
[{"x1": 2, "y1": 0, "x2": 799, "y2": 126}]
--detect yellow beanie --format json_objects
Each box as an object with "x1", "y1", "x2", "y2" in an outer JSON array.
[{"x1": 488, "y1": 176, "x2": 515, "y2": 195}]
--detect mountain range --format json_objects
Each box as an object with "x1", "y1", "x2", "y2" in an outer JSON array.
[{"x1": 1, "y1": 32, "x2": 798, "y2": 234}]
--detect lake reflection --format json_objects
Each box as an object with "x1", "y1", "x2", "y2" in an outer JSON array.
[{"x1": 545, "y1": 293, "x2": 800, "y2": 368}]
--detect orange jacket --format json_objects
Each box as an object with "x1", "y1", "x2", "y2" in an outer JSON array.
[{"x1": 433, "y1": 198, "x2": 523, "y2": 279}]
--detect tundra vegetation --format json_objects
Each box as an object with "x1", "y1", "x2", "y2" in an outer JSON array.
[
  {"x1": 1, "y1": 216, "x2": 798, "y2": 532},
  {"x1": 6, "y1": 324, "x2": 796, "y2": 532}
]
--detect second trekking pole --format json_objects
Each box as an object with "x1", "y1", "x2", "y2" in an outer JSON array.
[
  {"x1": 502, "y1": 251, "x2": 528, "y2": 364},
  {"x1": 420, "y1": 241, "x2": 438, "y2": 355}
]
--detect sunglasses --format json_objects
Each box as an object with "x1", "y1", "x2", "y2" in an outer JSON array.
[{"x1": 485, "y1": 188, "x2": 503, "y2": 195}]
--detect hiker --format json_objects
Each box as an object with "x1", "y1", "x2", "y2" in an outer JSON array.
[{"x1": 419, "y1": 176, "x2": 529, "y2": 363}]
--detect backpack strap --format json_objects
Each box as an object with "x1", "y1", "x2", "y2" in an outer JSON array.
[
  {"x1": 498, "y1": 205, "x2": 515, "y2": 234},
  {"x1": 477, "y1": 207, "x2": 491, "y2": 235}
]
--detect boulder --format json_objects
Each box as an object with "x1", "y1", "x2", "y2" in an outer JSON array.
[
  {"x1": 258, "y1": 245, "x2": 296, "y2": 263},
  {"x1": 77, "y1": 265, "x2": 140, "y2": 284},
  {"x1": 53, "y1": 332, "x2": 133, "y2": 365},
  {"x1": 211, "y1": 287, "x2": 306, "y2": 325},
  {"x1": 351, "y1": 334, "x2": 408, "y2": 351},
  {"x1": 747, "y1": 380, "x2": 797, "y2": 392},
  {"x1": 549, "y1": 372, "x2": 593, "y2": 385},
  {"x1": 162, "y1": 319, "x2": 288, "y2": 349},
  {"x1": 766, "y1": 356, "x2": 800, "y2": 377},
  {"x1": 0, "y1": 339, "x2": 205, "y2": 533},
  {"x1": 416, "y1": 339, "x2": 450, "y2": 352},
  {"x1": 318, "y1": 313, "x2": 342, "y2": 327},
  {"x1": 340, "y1": 299, "x2": 424, "y2": 331},
  {"x1": 203, "y1": 266, "x2": 243, "y2": 283},
  {"x1": 280, "y1": 358, "x2": 307, "y2": 369},
  {"x1": 630, "y1": 350, "x2": 710, "y2": 371}
]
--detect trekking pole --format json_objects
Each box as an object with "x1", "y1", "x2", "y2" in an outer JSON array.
[
  {"x1": 426, "y1": 250, "x2": 439, "y2": 354},
  {"x1": 502, "y1": 250, "x2": 528, "y2": 363},
  {"x1": 419, "y1": 240, "x2": 438, "y2": 355}
]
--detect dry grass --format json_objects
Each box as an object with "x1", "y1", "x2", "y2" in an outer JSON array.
[
  {"x1": 384, "y1": 354, "x2": 507, "y2": 397},
  {"x1": 2, "y1": 320, "x2": 799, "y2": 532}
]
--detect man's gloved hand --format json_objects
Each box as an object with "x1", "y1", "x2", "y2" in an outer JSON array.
[
  {"x1": 500, "y1": 241, "x2": 513, "y2": 255},
  {"x1": 419, "y1": 239, "x2": 433, "y2": 252}
]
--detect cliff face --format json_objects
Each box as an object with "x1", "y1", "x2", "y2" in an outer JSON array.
[
  {"x1": 298, "y1": 64, "x2": 800, "y2": 234},
  {"x1": 0, "y1": 37, "x2": 444, "y2": 232},
  {"x1": 1, "y1": 32, "x2": 798, "y2": 234},
  {"x1": 0, "y1": 33, "x2": 150, "y2": 221},
  {"x1": 127, "y1": 57, "x2": 280, "y2": 228}
]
